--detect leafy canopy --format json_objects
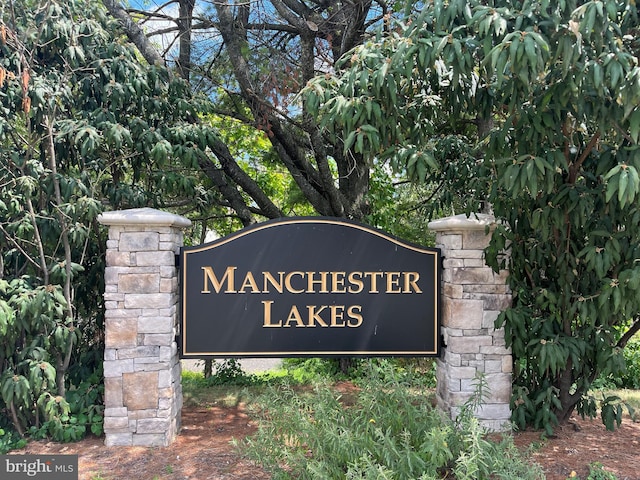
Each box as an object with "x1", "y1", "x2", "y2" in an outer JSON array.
[
  {"x1": 304, "y1": 0, "x2": 640, "y2": 431},
  {"x1": 0, "y1": 0, "x2": 223, "y2": 441}
]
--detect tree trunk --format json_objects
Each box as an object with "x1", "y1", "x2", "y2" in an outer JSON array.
[
  {"x1": 177, "y1": 0, "x2": 195, "y2": 81},
  {"x1": 102, "y1": 0, "x2": 165, "y2": 68},
  {"x1": 104, "y1": 0, "x2": 378, "y2": 224},
  {"x1": 46, "y1": 118, "x2": 75, "y2": 397}
]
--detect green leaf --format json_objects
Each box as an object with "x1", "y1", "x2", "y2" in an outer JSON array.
[
  {"x1": 524, "y1": 34, "x2": 536, "y2": 70},
  {"x1": 592, "y1": 62, "x2": 603, "y2": 89},
  {"x1": 618, "y1": 169, "x2": 629, "y2": 204},
  {"x1": 343, "y1": 130, "x2": 357, "y2": 152},
  {"x1": 1, "y1": 375, "x2": 16, "y2": 404},
  {"x1": 629, "y1": 109, "x2": 640, "y2": 143}
]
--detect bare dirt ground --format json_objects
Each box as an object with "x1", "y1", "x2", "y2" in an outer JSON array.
[
  {"x1": 512, "y1": 416, "x2": 640, "y2": 480},
  {"x1": 11, "y1": 403, "x2": 640, "y2": 480},
  {"x1": 11, "y1": 406, "x2": 268, "y2": 480}
]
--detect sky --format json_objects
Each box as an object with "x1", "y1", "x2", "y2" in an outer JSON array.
[{"x1": 127, "y1": 0, "x2": 180, "y2": 58}]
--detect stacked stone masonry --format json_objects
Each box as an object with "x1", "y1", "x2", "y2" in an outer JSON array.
[
  {"x1": 97, "y1": 208, "x2": 510, "y2": 445},
  {"x1": 98, "y1": 208, "x2": 191, "y2": 447},
  {"x1": 428, "y1": 214, "x2": 512, "y2": 431}
]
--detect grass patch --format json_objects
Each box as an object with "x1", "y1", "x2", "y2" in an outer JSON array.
[
  {"x1": 181, "y1": 370, "x2": 250, "y2": 407},
  {"x1": 584, "y1": 383, "x2": 640, "y2": 425},
  {"x1": 181, "y1": 358, "x2": 437, "y2": 409},
  {"x1": 601, "y1": 388, "x2": 640, "y2": 421},
  {"x1": 608, "y1": 388, "x2": 640, "y2": 410}
]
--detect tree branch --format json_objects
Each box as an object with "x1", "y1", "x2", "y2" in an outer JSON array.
[
  {"x1": 45, "y1": 117, "x2": 75, "y2": 397},
  {"x1": 617, "y1": 316, "x2": 640, "y2": 349},
  {"x1": 10, "y1": 401, "x2": 25, "y2": 437},
  {"x1": 176, "y1": 0, "x2": 196, "y2": 80},
  {"x1": 127, "y1": 7, "x2": 177, "y2": 24},
  {"x1": 24, "y1": 196, "x2": 49, "y2": 284},
  {"x1": 196, "y1": 157, "x2": 254, "y2": 227},
  {"x1": 208, "y1": 135, "x2": 284, "y2": 219},
  {"x1": 0, "y1": 224, "x2": 42, "y2": 272},
  {"x1": 102, "y1": 0, "x2": 166, "y2": 67},
  {"x1": 569, "y1": 131, "x2": 601, "y2": 184},
  {"x1": 213, "y1": 1, "x2": 333, "y2": 216}
]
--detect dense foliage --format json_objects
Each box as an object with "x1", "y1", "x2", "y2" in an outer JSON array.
[
  {"x1": 0, "y1": 0, "x2": 222, "y2": 442},
  {"x1": 304, "y1": 0, "x2": 640, "y2": 430},
  {"x1": 0, "y1": 0, "x2": 442, "y2": 444},
  {"x1": 104, "y1": 0, "x2": 397, "y2": 224},
  {"x1": 604, "y1": 335, "x2": 640, "y2": 389},
  {"x1": 241, "y1": 364, "x2": 544, "y2": 480}
]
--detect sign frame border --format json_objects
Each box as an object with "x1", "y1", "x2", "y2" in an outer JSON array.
[{"x1": 178, "y1": 217, "x2": 441, "y2": 358}]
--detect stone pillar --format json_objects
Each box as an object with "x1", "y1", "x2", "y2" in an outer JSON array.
[
  {"x1": 428, "y1": 214, "x2": 512, "y2": 431},
  {"x1": 98, "y1": 208, "x2": 191, "y2": 446}
]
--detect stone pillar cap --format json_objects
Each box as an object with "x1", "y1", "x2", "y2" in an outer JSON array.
[
  {"x1": 428, "y1": 213, "x2": 495, "y2": 232},
  {"x1": 98, "y1": 208, "x2": 191, "y2": 228}
]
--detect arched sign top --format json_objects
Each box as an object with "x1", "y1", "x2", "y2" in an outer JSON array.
[
  {"x1": 184, "y1": 217, "x2": 437, "y2": 255},
  {"x1": 179, "y1": 217, "x2": 441, "y2": 358}
]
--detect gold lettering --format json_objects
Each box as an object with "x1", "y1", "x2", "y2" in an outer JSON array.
[
  {"x1": 331, "y1": 272, "x2": 347, "y2": 293},
  {"x1": 201, "y1": 266, "x2": 237, "y2": 293},
  {"x1": 386, "y1": 272, "x2": 401, "y2": 293},
  {"x1": 262, "y1": 300, "x2": 282, "y2": 327},
  {"x1": 347, "y1": 271, "x2": 364, "y2": 293},
  {"x1": 306, "y1": 305, "x2": 329, "y2": 327},
  {"x1": 347, "y1": 305, "x2": 363, "y2": 327},
  {"x1": 203, "y1": 267, "x2": 423, "y2": 295},
  {"x1": 264, "y1": 302, "x2": 363, "y2": 328},
  {"x1": 238, "y1": 271, "x2": 260, "y2": 293},
  {"x1": 330, "y1": 305, "x2": 346, "y2": 327},
  {"x1": 363, "y1": 271, "x2": 384, "y2": 293},
  {"x1": 306, "y1": 272, "x2": 329, "y2": 293},
  {"x1": 263, "y1": 271, "x2": 284, "y2": 293},
  {"x1": 284, "y1": 271, "x2": 305, "y2": 294},
  {"x1": 284, "y1": 305, "x2": 305, "y2": 327},
  {"x1": 403, "y1": 272, "x2": 422, "y2": 293}
]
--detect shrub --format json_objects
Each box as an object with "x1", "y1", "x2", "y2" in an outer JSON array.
[
  {"x1": 281, "y1": 357, "x2": 438, "y2": 386},
  {"x1": 617, "y1": 337, "x2": 640, "y2": 390},
  {"x1": 281, "y1": 358, "x2": 343, "y2": 382},
  {"x1": 239, "y1": 362, "x2": 543, "y2": 480},
  {"x1": 594, "y1": 335, "x2": 640, "y2": 390},
  {"x1": 0, "y1": 427, "x2": 27, "y2": 454},
  {"x1": 206, "y1": 359, "x2": 258, "y2": 386},
  {"x1": 587, "y1": 462, "x2": 619, "y2": 480}
]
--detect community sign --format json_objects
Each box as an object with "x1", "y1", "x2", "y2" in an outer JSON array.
[{"x1": 179, "y1": 217, "x2": 441, "y2": 357}]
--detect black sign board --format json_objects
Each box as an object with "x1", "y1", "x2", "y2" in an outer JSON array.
[{"x1": 179, "y1": 218, "x2": 440, "y2": 357}]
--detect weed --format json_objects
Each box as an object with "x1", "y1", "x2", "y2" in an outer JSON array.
[
  {"x1": 0, "y1": 427, "x2": 27, "y2": 454},
  {"x1": 587, "y1": 462, "x2": 619, "y2": 480},
  {"x1": 238, "y1": 361, "x2": 543, "y2": 480},
  {"x1": 565, "y1": 462, "x2": 620, "y2": 480}
]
